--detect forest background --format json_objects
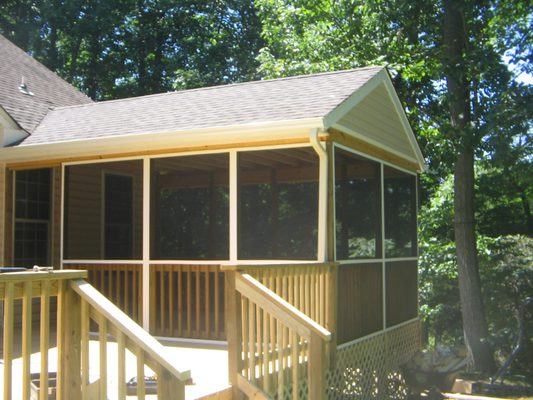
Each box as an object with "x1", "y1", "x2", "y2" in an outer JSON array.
[{"x1": 1, "y1": 0, "x2": 531, "y2": 380}]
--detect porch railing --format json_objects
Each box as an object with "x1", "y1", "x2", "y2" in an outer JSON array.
[
  {"x1": 66, "y1": 263, "x2": 143, "y2": 324},
  {"x1": 225, "y1": 270, "x2": 332, "y2": 400},
  {"x1": 230, "y1": 263, "x2": 338, "y2": 333},
  {"x1": 0, "y1": 270, "x2": 190, "y2": 400}
]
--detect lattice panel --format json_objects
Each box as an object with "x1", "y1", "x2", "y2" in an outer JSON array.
[
  {"x1": 386, "y1": 320, "x2": 422, "y2": 369},
  {"x1": 327, "y1": 333, "x2": 386, "y2": 399},
  {"x1": 327, "y1": 320, "x2": 421, "y2": 400}
]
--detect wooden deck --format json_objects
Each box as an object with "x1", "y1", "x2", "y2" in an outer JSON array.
[{"x1": 0, "y1": 339, "x2": 229, "y2": 400}]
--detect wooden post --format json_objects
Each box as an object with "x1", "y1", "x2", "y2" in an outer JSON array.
[
  {"x1": 326, "y1": 263, "x2": 338, "y2": 367},
  {"x1": 3, "y1": 282, "x2": 14, "y2": 400},
  {"x1": 225, "y1": 270, "x2": 244, "y2": 399},
  {"x1": 157, "y1": 368, "x2": 183, "y2": 400},
  {"x1": 57, "y1": 281, "x2": 82, "y2": 400},
  {"x1": 308, "y1": 331, "x2": 326, "y2": 400}
]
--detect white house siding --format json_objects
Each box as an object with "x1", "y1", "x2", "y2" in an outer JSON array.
[{"x1": 336, "y1": 83, "x2": 416, "y2": 162}]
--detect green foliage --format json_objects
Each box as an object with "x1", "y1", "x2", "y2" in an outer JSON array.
[
  {"x1": 478, "y1": 235, "x2": 533, "y2": 379},
  {"x1": 419, "y1": 231, "x2": 533, "y2": 378},
  {"x1": 0, "y1": 0, "x2": 265, "y2": 99}
]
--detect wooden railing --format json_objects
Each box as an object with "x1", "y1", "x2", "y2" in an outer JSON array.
[
  {"x1": 66, "y1": 263, "x2": 143, "y2": 324},
  {"x1": 0, "y1": 270, "x2": 190, "y2": 400},
  {"x1": 151, "y1": 264, "x2": 225, "y2": 340},
  {"x1": 231, "y1": 263, "x2": 337, "y2": 333},
  {"x1": 225, "y1": 270, "x2": 332, "y2": 400}
]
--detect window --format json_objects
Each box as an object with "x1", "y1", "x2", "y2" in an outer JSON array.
[
  {"x1": 151, "y1": 153, "x2": 229, "y2": 260},
  {"x1": 334, "y1": 149, "x2": 381, "y2": 259},
  {"x1": 64, "y1": 160, "x2": 143, "y2": 260},
  {"x1": 384, "y1": 166, "x2": 417, "y2": 257},
  {"x1": 238, "y1": 147, "x2": 319, "y2": 260},
  {"x1": 14, "y1": 169, "x2": 51, "y2": 267},
  {"x1": 104, "y1": 173, "x2": 133, "y2": 259}
]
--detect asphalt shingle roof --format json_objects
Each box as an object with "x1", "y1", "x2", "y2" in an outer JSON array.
[
  {"x1": 21, "y1": 66, "x2": 383, "y2": 146},
  {"x1": 0, "y1": 34, "x2": 92, "y2": 133}
]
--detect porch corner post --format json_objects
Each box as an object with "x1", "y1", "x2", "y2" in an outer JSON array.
[
  {"x1": 57, "y1": 280, "x2": 82, "y2": 400},
  {"x1": 309, "y1": 128, "x2": 328, "y2": 262},
  {"x1": 308, "y1": 330, "x2": 327, "y2": 400},
  {"x1": 225, "y1": 270, "x2": 243, "y2": 399},
  {"x1": 142, "y1": 158, "x2": 151, "y2": 330}
]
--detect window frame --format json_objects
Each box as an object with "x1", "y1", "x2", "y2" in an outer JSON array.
[
  {"x1": 12, "y1": 168, "x2": 52, "y2": 267},
  {"x1": 332, "y1": 143, "x2": 419, "y2": 264}
]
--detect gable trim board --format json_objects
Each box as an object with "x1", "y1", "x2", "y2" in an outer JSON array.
[{"x1": 323, "y1": 68, "x2": 426, "y2": 171}]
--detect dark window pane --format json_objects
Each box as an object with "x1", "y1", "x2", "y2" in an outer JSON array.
[
  {"x1": 14, "y1": 221, "x2": 49, "y2": 267},
  {"x1": 334, "y1": 149, "x2": 381, "y2": 259},
  {"x1": 105, "y1": 174, "x2": 133, "y2": 259},
  {"x1": 15, "y1": 169, "x2": 51, "y2": 220},
  {"x1": 151, "y1": 153, "x2": 229, "y2": 260},
  {"x1": 238, "y1": 147, "x2": 319, "y2": 260},
  {"x1": 384, "y1": 166, "x2": 417, "y2": 257}
]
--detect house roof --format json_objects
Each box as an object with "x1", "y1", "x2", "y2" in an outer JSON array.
[
  {"x1": 23, "y1": 66, "x2": 383, "y2": 146},
  {"x1": 0, "y1": 35, "x2": 425, "y2": 170},
  {"x1": 0, "y1": 34, "x2": 92, "y2": 133}
]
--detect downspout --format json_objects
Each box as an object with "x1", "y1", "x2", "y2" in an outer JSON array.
[{"x1": 309, "y1": 128, "x2": 328, "y2": 262}]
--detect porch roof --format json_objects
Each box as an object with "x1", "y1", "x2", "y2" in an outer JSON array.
[{"x1": 21, "y1": 67, "x2": 383, "y2": 146}]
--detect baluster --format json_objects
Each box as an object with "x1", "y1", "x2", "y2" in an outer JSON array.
[{"x1": 40, "y1": 280, "x2": 51, "y2": 400}]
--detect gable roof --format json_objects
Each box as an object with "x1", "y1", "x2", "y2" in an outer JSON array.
[
  {"x1": 0, "y1": 34, "x2": 92, "y2": 134},
  {"x1": 24, "y1": 66, "x2": 383, "y2": 146},
  {"x1": 0, "y1": 44, "x2": 425, "y2": 171}
]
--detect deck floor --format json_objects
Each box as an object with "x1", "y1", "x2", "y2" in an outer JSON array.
[{"x1": 0, "y1": 338, "x2": 229, "y2": 400}]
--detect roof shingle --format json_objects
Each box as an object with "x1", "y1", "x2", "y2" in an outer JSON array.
[
  {"x1": 0, "y1": 34, "x2": 92, "y2": 133},
  {"x1": 23, "y1": 66, "x2": 383, "y2": 146}
]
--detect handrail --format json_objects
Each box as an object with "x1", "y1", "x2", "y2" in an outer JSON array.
[
  {"x1": 226, "y1": 270, "x2": 332, "y2": 400},
  {"x1": 0, "y1": 270, "x2": 190, "y2": 400},
  {"x1": 236, "y1": 273, "x2": 332, "y2": 341},
  {"x1": 70, "y1": 278, "x2": 191, "y2": 382}
]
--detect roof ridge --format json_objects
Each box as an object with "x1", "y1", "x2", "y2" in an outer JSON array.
[{"x1": 49, "y1": 66, "x2": 384, "y2": 112}]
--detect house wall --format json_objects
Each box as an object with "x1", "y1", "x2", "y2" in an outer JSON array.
[{"x1": 3, "y1": 168, "x2": 13, "y2": 266}]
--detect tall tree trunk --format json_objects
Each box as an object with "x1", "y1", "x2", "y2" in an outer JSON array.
[{"x1": 443, "y1": 0, "x2": 495, "y2": 373}]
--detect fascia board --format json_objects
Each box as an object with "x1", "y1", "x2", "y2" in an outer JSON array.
[
  {"x1": 331, "y1": 122, "x2": 420, "y2": 166},
  {"x1": 0, "y1": 117, "x2": 325, "y2": 163}
]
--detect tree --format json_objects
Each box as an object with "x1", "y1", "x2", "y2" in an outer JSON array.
[
  {"x1": 0, "y1": 0, "x2": 264, "y2": 99},
  {"x1": 255, "y1": 0, "x2": 531, "y2": 372}
]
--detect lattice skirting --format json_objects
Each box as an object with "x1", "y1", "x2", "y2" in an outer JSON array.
[{"x1": 326, "y1": 319, "x2": 421, "y2": 400}]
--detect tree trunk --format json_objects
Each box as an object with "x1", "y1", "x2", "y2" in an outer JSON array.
[
  {"x1": 454, "y1": 151, "x2": 494, "y2": 372},
  {"x1": 443, "y1": 0, "x2": 495, "y2": 373}
]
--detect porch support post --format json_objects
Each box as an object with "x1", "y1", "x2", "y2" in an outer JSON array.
[
  {"x1": 225, "y1": 270, "x2": 243, "y2": 399},
  {"x1": 229, "y1": 151, "x2": 238, "y2": 263},
  {"x1": 310, "y1": 129, "x2": 328, "y2": 262},
  {"x1": 142, "y1": 158, "x2": 151, "y2": 330}
]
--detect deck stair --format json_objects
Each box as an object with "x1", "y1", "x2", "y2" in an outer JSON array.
[{"x1": 0, "y1": 270, "x2": 190, "y2": 399}]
